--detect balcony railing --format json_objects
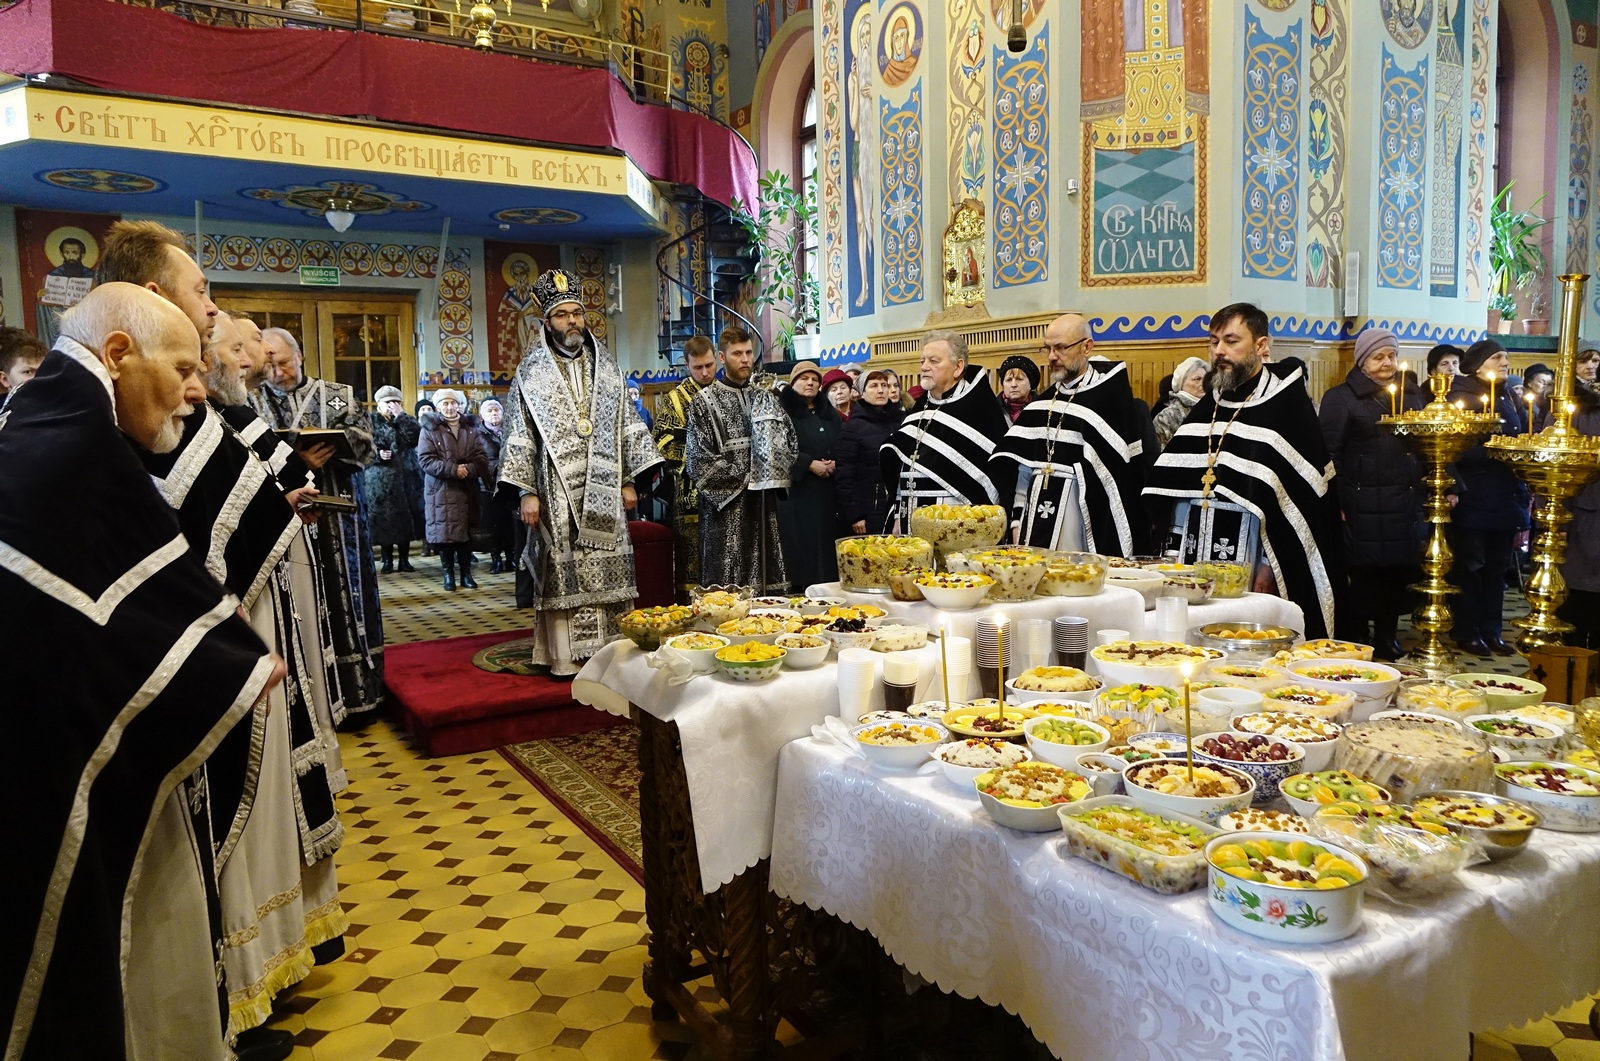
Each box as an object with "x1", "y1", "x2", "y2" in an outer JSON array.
[{"x1": 20, "y1": 0, "x2": 673, "y2": 104}]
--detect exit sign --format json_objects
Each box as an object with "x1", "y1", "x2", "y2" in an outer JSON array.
[{"x1": 299, "y1": 265, "x2": 340, "y2": 287}]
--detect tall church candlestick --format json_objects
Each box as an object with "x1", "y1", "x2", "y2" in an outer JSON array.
[
  {"x1": 1181, "y1": 662, "x2": 1195, "y2": 783},
  {"x1": 1526, "y1": 394, "x2": 1536, "y2": 438},
  {"x1": 1487, "y1": 371, "x2": 1497, "y2": 413},
  {"x1": 995, "y1": 619, "x2": 1006, "y2": 720},
  {"x1": 1388, "y1": 383, "x2": 1398, "y2": 417},
  {"x1": 940, "y1": 621, "x2": 952, "y2": 713}
]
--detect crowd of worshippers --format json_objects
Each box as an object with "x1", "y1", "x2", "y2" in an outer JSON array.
[{"x1": 644, "y1": 307, "x2": 1600, "y2": 662}]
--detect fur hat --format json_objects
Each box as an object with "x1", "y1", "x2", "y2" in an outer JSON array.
[
  {"x1": 532, "y1": 269, "x2": 583, "y2": 316},
  {"x1": 374, "y1": 385, "x2": 403, "y2": 404},
  {"x1": 432, "y1": 387, "x2": 466, "y2": 407}
]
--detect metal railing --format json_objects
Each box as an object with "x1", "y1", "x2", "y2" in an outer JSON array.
[{"x1": 42, "y1": 0, "x2": 675, "y2": 103}]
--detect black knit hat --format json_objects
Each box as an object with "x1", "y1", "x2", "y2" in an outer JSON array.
[
  {"x1": 1426, "y1": 344, "x2": 1464, "y2": 375},
  {"x1": 998, "y1": 355, "x2": 1040, "y2": 391},
  {"x1": 1460, "y1": 338, "x2": 1506, "y2": 377},
  {"x1": 1524, "y1": 362, "x2": 1553, "y2": 381}
]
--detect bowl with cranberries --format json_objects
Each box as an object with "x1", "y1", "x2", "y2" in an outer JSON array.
[
  {"x1": 1193, "y1": 732, "x2": 1305, "y2": 806},
  {"x1": 1453, "y1": 673, "x2": 1546, "y2": 713}
]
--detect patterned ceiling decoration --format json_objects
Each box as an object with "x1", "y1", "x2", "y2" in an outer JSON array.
[
  {"x1": 36, "y1": 168, "x2": 166, "y2": 194},
  {"x1": 494, "y1": 207, "x2": 585, "y2": 226},
  {"x1": 241, "y1": 179, "x2": 433, "y2": 219}
]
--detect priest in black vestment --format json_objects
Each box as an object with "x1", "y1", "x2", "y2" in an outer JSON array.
[
  {"x1": 991, "y1": 313, "x2": 1149, "y2": 556},
  {"x1": 1143, "y1": 303, "x2": 1342, "y2": 639},
  {"x1": 0, "y1": 284, "x2": 280, "y2": 1061}
]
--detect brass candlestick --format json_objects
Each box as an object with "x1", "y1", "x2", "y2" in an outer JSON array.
[
  {"x1": 1381, "y1": 374, "x2": 1499, "y2": 678},
  {"x1": 1487, "y1": 273, "x2": 1600, "y2": 655}
]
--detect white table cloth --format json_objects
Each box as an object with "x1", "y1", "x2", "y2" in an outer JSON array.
[
  {"x1": 571, "y1": 639, "x2": 945, "y2": 891},
  {"x1": 808, "y1": 582, "x2": 1306, "y2": 647},
  {"x1": 770, "y1": 738, "x2": 1600, "y2": 1061}
]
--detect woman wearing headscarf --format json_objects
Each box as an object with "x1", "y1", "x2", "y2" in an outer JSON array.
[
  {"x1": 1447, "y1": 340, "x2": 1530, "y2": 656},
  {"x1": 1152, "y1": 355, "x2": 1208, "y2": 449},
  {"x1": 996, "y1": 355, "x2": 1040, "y2": 424},
  {"x1": 417, "y1": 389, "x2": 490, "y2": 590},
  {"x1": 777, "y1": 362, "x2": 842, "y2": 587},
  {"x1": 1558, "y1": 381, "x2": 1600, "y2": 648},
  {"x1": 367, "y1": 385, "x2": 422, "y2": 573},
  {"x1": 1318, "y1": 328, "x2": 1428, "y2": 659},
  {"x1": 836, "y1": 367, "x2": 905, "y2": 534},
  {"x1": 474, "y1": 398, "x2": 516, "y2": 574}
]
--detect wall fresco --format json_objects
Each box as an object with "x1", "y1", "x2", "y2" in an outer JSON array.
[
  {"x1": 1377, "y1": 49, "x2": 1429, "y2": 290},
  {"x1": 993, "y1": 25, "x2": 1048, "y2": 287},
  {"x1": 1463, "y1": 0, "x2": 1490, "y2": 301},
  {"x1": 879, "y1": 82, "x2": 925, "y2": 305},
  {"x1": 1241, "y1": 10, "x2": 1301, "y2": 281},
  {"x1": 1305, "y1": 0, "x2": 1348, "y2": 289},
  {"x1": 1429, "y1": 0, "x2": 1464, "y2": 297}
]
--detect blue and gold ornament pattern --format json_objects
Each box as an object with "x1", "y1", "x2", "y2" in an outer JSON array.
[
  {"x1": 37, "y1": 168, "x2": 165, "y2": 194},
  {"x1": 1377, "y1": 49, "x2": 1429, "y2": 290},
  {"x1": 182, "y1": 233, "x2": 437, "y2": 279},
  {"x1": 437, "y1": 246, "x2": 475, "y2": 371},
  {"x1": 494, "y1": 207, "x2": 584, "y2": 226},
  {"x1": 1241, "y1": 12, "x2": 1301, "y2": 282},
  {"x1": 241, "y1": 180, "x2": 432, "y2": 220},
  {"x1": 992, "y1": 25, "x2": 1048, "y2": 287},
  {"x1": 879, "y1": 82, "x2": 924, "y2": 306}
]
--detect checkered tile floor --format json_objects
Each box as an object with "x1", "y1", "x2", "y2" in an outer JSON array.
[{"x1": 264, "y1": 569, "x2": 1593, "y2": 1059}]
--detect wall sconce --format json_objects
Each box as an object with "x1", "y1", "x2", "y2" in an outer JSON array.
[
  {"x1": 469, "y1": 1, "x2": 498, "y2": 49},
  {"x1": 323, "y1": 199, "x2": 356, "y2": 233},
  {"x1": 1007, "y1": 0, "x2": 1025, "y2": 51}
]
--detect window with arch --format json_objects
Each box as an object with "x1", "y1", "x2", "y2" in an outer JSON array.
[{"x1": 797, "y1": 76, "x2": 818, "y2": 316}]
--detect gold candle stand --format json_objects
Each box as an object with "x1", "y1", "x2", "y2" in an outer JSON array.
[
  {"x1": 1381, "y1": 374, "x2": 1499, "y2": 678},
  {"x1": 1487, "y1": 273, "x2": 1600, "y2": 655}
]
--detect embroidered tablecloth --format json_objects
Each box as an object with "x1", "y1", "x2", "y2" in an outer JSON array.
[{"x1": 768, "y1": 738, "x2": 1600, "y2": 1061}]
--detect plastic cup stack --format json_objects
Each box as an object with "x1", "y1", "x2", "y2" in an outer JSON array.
[
  {"x1": 835, "y1": 647, "x2": 878, "y2": 720},
  {"x1": 973, "y1": 618, "x2": 1012, "y2": 698},
  {"x1": 1019, "y1": 619, "x2": 1055, "y2": 672},
  {"x1": 1053, "y1": 616, "x2": 1090, "y2": 670},
  {"x1": 940, "y1": 635, "x2": 973, "y2": 701},
  {"x1": 1095, "y1": 627, "x2": 1130, "y2": 647},
  {"x1": 1154, "y1": 596, "x2": 1190, "y2": 644}
]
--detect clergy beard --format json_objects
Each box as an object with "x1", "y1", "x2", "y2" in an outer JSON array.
[
  {"x1": 149, "y1": 406, "x2": 192, "y2": 454},
  {"x1": 206, "y1": 362, "x2": 249, "y2": 407},
  {"x1": 556, "y1": 328, "x2": 584, "y2": 353},
  {"x1": 1207, "y1": 358, "x2": 1259, "y2": 395}
]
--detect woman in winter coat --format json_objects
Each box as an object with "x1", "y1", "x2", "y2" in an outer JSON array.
[
  {"x1": 777, "y1": 362, "x2": 843, "y2": 588},
  {"x1": 416, "y1": 389, "x2": 491, "y2": 591},
  {"x1": 1152, "y1": 356, "x2": 1208, "y2": 449},
  {"x1": 1318, "y1": 329, "x2": 1427, "y2": 659},
  {"x1": 1447, "y1": 340, "x2": 1530, "y2": 656},
  {"x1": 366, "y1": 385, "x2": 422, "y2": 572},
  {"x1": 834, "y1": 368, "x2": 904, "y2": 535},
  {"x1": 1558, "y1": 384, "x2": 1600, "y2": 647},
  {"x1": 474, "y1": 398, "x2": 516, "y2": 573}
]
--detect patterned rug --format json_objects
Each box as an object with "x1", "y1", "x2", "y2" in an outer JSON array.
[
  {"x1": 471, "y1": 636, "x2": 543, "y2": 675},
  {"x1": 501, "y1": 725, "x2": 643, "y2": 881}
]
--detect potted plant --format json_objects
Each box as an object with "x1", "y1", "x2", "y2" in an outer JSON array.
[
  {"x1": 1521, "y1": 288, "x2": 1550, "y2": 336},
  {"x1": 732, "y1": 169, "x2": 821, "y2": 360},
  {"x1": 1488, "y1": 182, "x2": 1549, "y2": 335}
]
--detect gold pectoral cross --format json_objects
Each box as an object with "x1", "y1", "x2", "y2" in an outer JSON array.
[{"x1": 1200, "y1": 465, "x2": 1217, "y2": 509}]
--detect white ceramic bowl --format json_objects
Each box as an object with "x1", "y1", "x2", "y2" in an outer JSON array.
[
  {"x1": 1464, "y1": 714, "x2": 1565, "y2": 761},
  {"x1": 866, "y1": 617, "x2": 930, "y2": 651},
  {"x1": 773, "y1": 633, "x2": 830, "y2": 670},
  {"x1": 1006, "y1": 672, "x2": 1104, "y2": 705},
  {"x1": 1105, "y1": 568, "x2": 1164, "y2": 607},
  {"x1": 914, "y1": 579, "x2": 993, "y2": 610},
  {"x1": 715, "y1": 615, "x2": 790, "y2": 646},
  {"x1": 932, "y1": 739, "x2": 1034, "y2": 793},
  {"x1": 747, "y1": 607, "x2": 801, "y2": 623},
  {"x1": 906, "y1": 698, "x2": 965, "y2": 719},
  {"x1": 800, "y1": 595, "x2": 847, "y2": 615},
  {"x1": 1090, "y1": 641, "x2": 1214, "y2": 690},
  {"x1": 1191, "y1": 732, "x2": 1306, "y2": 805},
  {"x1": 1127, "y1": 731, "x2": 1189, "y2": 758},
  {"x1": 1231, "y1": 712, "x2": 1343, "y2": 772},
  {"x1": 1121, "y1": 758, "x2": 1256, "y2": 825},
  {"x1": 1493, "y1": 761, "x2": 1600, "y2": 831},
  {"x1": 1276, "y1": 771, "x2": 1393, "y2": 818},
  {"x1": 714, "y1": 647, "x2": 786, "y2": 682},
  {"x1": 1023, "y1": 716, "x2": 1111, "y2": 768},
  {"x1": 850, "y1": 719, "x2": 949, "y2": 770},
  {"x1": 974, "y1": 761, "x2": 1095, "y2": 831},
  {"x1": 1455, "y1": 673, "x2": 1548, "y2": 713},
  {"x1": 1072, "y1": 753, "x2": 1130, "y2": 797},
  {"x1": 1204, "y1": 831, "x2": 1368, "y2": 944},
  {"x1": 661, "y1": 632, "x2": 731, "y2": 674},
  {"x1": 750, "y1": 596, "x2": 799, "y2": 611},
  {"x1": 1284, "y1": 658, "x2": 1403, "y2": 721}
]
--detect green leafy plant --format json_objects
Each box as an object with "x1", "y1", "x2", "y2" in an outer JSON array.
[
  {"x1": 732, "y1": 170, "x2": 821, "y2": 342},
  {"x1": 1488, "y1": 182, "x2": 1549, "y2": 320}
]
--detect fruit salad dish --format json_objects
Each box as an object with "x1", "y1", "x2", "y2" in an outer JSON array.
[
  {"x1": 1103, "y1": 744, "x2": 1165, "y2": 764},
  {"x1": 1196, "y1": 561, "x2": 1252, "y2": 598},
  {"x1": 1204, "y1": 663, "x2": 1289, "y2": 690},
  {"x1": 1058, "y1": 800, "x2": 1221, "y2": 894},
  {"x1": 1157, "y1": 574, "x2": 1215, "y2": 604},
  {"x1": 977, "y1": 762, "x2": 1094, "y2": 806},
  {"x1": 1509, "y1": 703, "x2": 1577, "y2": 734},
  {"x1": 1261, "y1": 684, "x2": 1356, "y2": 722},
  {"x1": 691, "y1": 587, "x2": 751, "y2": 629},
  {"x1": 1208, "y1": 837, "x2": 1365, "y2": 890},
  {"x1": 825, "y1": 604, "x2": 886, "y2": 620},
  {"x1": 856, "y1": 722, "x2": 945, "y2": 747},
  {"x1": 1267, "y1": 639, "x2": 1375, "y2": 665},
  {"x1": 1278, "y1": 770, "x2": 1391, "y2": 808},
  {"x1": 1412, "y1": 792, "x2": 1540, "y2": 830},
  {"x1": 1091, "y1": 641, "x2": 1213, "y2": 688},
  {"x1": 968, "y1": 547, "x2": 1050, "y2": 601},
  {"x1": 1013, "y1": 666, "x2": 1100, "y2": 693},
  {"x1": 1393, "y1": 679, "x2": 1488, "y2": 718},
  {"x1": 1196, "y1": 733, "x2": 1299, "y2": 763},
  {"x1": 1335, "y1": 719, "x2": 1495, "y2": 803},
  {"x1": 1467, "y1": 714, "x2": 1565, "y2": 760},
  {"x1": 1219, "y1": 808, "x2": 1310, "y2": 834},
  {"x1": 944, "y1": 703, "x2": 1036, "y2": 740},
  {"x1": 1233, "y1": 712, "x2": 1342, "y2": 745},
  {"x1": 1028, "y1": 717, "x2": 1109, "y2": 747},
  {"x1": 618, "y1": 605, "x2": 697, "y2": 649},
  {"x1": 934, "y1": 738, "x2": 1031, "y2": 770},
  {"x1": 666, "y1": 632, "x2": 728, "y2": 651},
  {"x1": 1293, "y1": 662, "x2": 1395, "y2": 684},
  {"x1": 716, "y1": 614, "x2": 789, "y2": 638},
  {"x1": 1309, "y1": 805, "x2": 1474, "y2": 894},
  {"x1": 1493, "y1": 762, "x2": 1600, "y2": 832},
  {"x1": 835, "y1": 535, "x2": 937, "y2": 592},
  {"x1": 908, "y1": 504, "x2": 1009, "y2": 556},
  {"x1": 1125, "y1": 760, "x2": 1251, "y2": 798},
  {"x1": 715, "y1": 641, "x2": 785, "y2": 662},
  {"x1": 1038, "y1": 552, "x2": 1108, "y2": 596},
  {"x1": 886, "y1": 566, "x2": 931, "y2": 602}
]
